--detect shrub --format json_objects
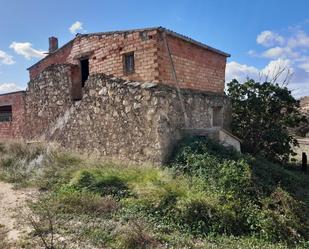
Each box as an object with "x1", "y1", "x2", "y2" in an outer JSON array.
[
  {"x1": 0, "y1": 141, "x2": 45, "y2": 161},
  {"x1": 168, "y1": 136, "x2": 309, "y2": 243},
  {"x1": 216, "y1": 159, "x2": 252, "y2": 197},
  {"x1": 114, "y1": 220, "x2": 159, "y2": 249},
  {"x1": 251, "y1": 157, "x2": 309, "y2": 200},
  {"x1": 0, "y1": 141, "x2": 49, "y2": 187},
  {"x1": 70, "y1": 169, "x2": 131, "y2": 198},
  {"x1": 169, "y1": 137, "x2": 253, "y2": 198},
  {"x1": 28, "y1": 190, "x2": 119, "y2": 248},
  {"x1": 34, "y1": 152, "x2": 83, "y2": 191},
  {"x1": 54, "y1": 186, "x2": 119, "y2": 215},
  {"x1": 177, "y1": 194, "x2": 235, "y2": 235},
  {"x1": 227, "y1": 79, "x2": 305, "y2": 163},
  {"x1": 256, "y1": 187, "x2": 308, "y2": 242}
]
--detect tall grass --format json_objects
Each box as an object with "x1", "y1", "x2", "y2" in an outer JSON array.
[{"x1": 0, "y1": 139, "x2": 308, "y2": 248}]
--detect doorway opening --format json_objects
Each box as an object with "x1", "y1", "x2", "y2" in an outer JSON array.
[{"x1": 80, "y1": 58, "x2": 89, "y2": 87}]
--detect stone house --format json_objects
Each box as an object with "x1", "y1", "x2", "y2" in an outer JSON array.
[{"x1": 0, "y1": 27, "x2": 240, "y2": 163}]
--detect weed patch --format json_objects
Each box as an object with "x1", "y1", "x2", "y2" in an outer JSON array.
[{"x1": 1, "y1": 140, "x2": 308, "y2": 248}]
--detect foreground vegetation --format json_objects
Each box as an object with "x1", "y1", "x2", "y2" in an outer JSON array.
[
  {"x1": 227, "y1": 79, "x2": 307, "y2": 162},
  {"x1": 0, "y1": 139, "x2": 308, "y2": 249}
]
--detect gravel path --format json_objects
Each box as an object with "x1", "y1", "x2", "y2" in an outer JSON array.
[{"x1": 0, "y1": 181, "x2": 35, "y2": 242}]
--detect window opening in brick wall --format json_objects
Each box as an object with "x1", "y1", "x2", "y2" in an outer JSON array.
[
  {"x1": 0, "y1": 105, "x2": 12, "y2": 122},
  {"x1": 71, "y1": 65, "x2": 83, "y2": 101},
  {"x1": 80, "y1": 58, "x2": 89, "y2": 87},
  {"x1": 212, "y1": 106, "x2": 223, "y2": 127},
  {"x1": 123, "y1": 52, "x2": 135, "y2": 74}
]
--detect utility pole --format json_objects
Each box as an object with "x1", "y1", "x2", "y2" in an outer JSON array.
[
  {"x1": 302, "y1": 152, "x2": 307, "y2": 173},
  {"x1": 162, "y1": 31, "x2": 189, "y2": 128}
]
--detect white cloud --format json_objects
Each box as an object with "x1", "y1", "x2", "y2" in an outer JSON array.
[
  {"x1": 247, "y1": 49, "x2": 258, "y2": 57},
  {"x1": 261, "y1": 58, "x2": 293, "y2": 81},
  {"x1": 261, "y1": 46, "x2": 299, "y2": 59},
  {"x1": 299, "y1": 62, "x2": 309, "y2": 72},
  {"x1": 0, "y1": 83, "x2": 23, "y2": 94},
  {"x1": 69, "y1": 21, "x2": 84, "y2": 34},
  {"x1": 288, "y1": 82, "x2": 309, "y2": 98},
  {"x1": 226, "y1": 58, "x2": 309, "y2": 97},
  {"x1": 240, "y1": 26, "x2": 309, "y2": 97},
  {"x1": 0, "y1": 50, "x2": 15, "y2": 65},
  {"x1": 288, "y1": 30, "x2": 309, "y2": 48},
  {"x1": 226, "y1": 59, "x2": 294, "y2": 83},
  {"x1": 256, "y1": 30, "x2": 285, "y2": 47},
  {"x1": 10, "y1": 42, "x2": 46, "y2": 60},
  {"x1": 253, "y1": 29, "x2": 309, "y2": 61},
  {"x1": 261, "y1": 58, "x2": 292, "y2": 73},
  {"x1": 225, "y1": 61, "x2": 259, "y2": 82}
]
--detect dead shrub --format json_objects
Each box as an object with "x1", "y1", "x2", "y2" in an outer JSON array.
[
  {"x1": 115, "y1": 220, "x2": 159, "y2": 249},
  {"x1": 54, "y1": 187, "x2": 119, "y2": 215}
]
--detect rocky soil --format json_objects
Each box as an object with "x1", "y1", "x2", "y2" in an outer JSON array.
[
  {"x1": 300, "y1": 96, "x2": 309, "y2": 114},
  {"x1": 0, "y1": 181, "x2": 36, "y2": 244}
]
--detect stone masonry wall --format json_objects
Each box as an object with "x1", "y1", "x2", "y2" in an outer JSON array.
[
  {"x1": 25, "y1": 65, "x2": 230, "y2": 163},
  {"x1": 28, "y1": 28, "x2": 227, "y2": 93},
  {"x1": 0, "y1": 91, "x2": 26, "y2": 139},
  {"x1": 24, "y1": 65, "x2": 73, "y2": 138}
]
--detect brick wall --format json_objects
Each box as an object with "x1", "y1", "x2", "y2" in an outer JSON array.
[
  {"x1": 28, "y1": 28, "x2": 227, "y2": 93},
  {"x1": 157, "y1": 34, "x2": 226, "y2": 93},
  {"x1": 0, "y1": 91, "x2": 25, "y2": 139},
  {"x1": 68, "y1": 30, "x2": 160, "y2": 82},
  {"x1": 29, "y1": 42, "x2": 73, "y2": 79},
  {"x1": 29, "y1": 30, "x2": 160, "y2": 82}
]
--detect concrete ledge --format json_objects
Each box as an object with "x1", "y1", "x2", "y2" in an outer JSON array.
[{"x1": 183, "y1": 127, "x2": 241, "y2": 152}]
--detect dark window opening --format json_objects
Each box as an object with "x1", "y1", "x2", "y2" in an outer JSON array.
[
  {"x1": 123, "y1": 52, "x2": 135, "y2": 74},
  {"x1": 212, "y1": 106, "x2": 223, "y2": 127},
  {"x1": 0, "y1": 105, "x2": 12, "y2": 122},
  {"x1": 70, "y1": 64, "x2": 83, "y2": 101},
  {"x1": 80, "y1": 58, "x2": 89, "y2": 87}
]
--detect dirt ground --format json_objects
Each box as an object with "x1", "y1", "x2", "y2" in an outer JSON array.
[{"x1": 0, "y1": 181, "x2": 36, "y2": 243}]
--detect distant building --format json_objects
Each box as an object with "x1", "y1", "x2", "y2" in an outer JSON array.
[{"x1": 0, "y1": 91, "x2": 25, "y2": 139}]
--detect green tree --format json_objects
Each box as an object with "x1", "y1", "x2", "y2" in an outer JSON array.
[{"x1": 227, "y1": 79, "x2": 306, "y2": 162}]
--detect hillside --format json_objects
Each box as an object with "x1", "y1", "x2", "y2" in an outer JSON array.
[
  {"x1": 291, "y1": 97, "x2": 309, "y2": 139},
  {"x1": 0, "y1": 140, "x2": 308, "y2": 249},
  {"x1": 300, "y1": 96, "x2": 309, "y2": 114}
]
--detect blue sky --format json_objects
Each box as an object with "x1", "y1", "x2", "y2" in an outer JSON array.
[{"x1": 1, "y1": 0, "x2": 309, "y2": 97}]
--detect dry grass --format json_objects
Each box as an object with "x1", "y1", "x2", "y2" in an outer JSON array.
[
  {"x1": 115, "y1": 220, "x2": 160, "y2": 249},
  {"x1": 0, "y1": 225, "x2": 11, "y2": 249},
  {"x1": 0, "y1": 140, "x2": 308, "y2": 249}
]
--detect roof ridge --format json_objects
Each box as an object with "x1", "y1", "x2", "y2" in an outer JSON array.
[
  {"x1": 80, "y1": 26, "x2": 230, "y2": 57},
  {"x1": 79, "y1": 26, "x2": 162, "y2": 37},
  {"x1": 28, "y1": 26, "x2": 230, "y2": 70},
  {"x1": 0, "y1": 90, "x2": 26, "y2": 97}
]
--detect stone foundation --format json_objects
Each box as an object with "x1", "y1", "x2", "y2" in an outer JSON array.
[{"x1": 25, "y1": 64, "x2": 230, "y2": 164}]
